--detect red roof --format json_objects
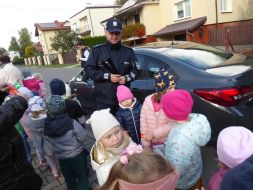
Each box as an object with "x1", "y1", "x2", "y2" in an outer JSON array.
[{"x1": 34, "y1": 20, "x2": 70, "y2": 36}]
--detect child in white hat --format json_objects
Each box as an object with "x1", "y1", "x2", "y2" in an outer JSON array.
[
  {"x1": 86, "y1": 108, "x2": 134, "y2": 185},
  {"x1": 26, "y1": 96, "x2": 59, "y2": 177}
]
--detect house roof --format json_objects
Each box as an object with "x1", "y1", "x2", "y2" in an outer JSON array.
[
  {"x1": 115, "y1": 1, "x2": 158, "y2": 16},
  {"x1": 101, "y1": 0, "x2": 159, "y2": 23},
  {"x1": 34, "y1": 20, "x2": 70, "y2": 36},
  {"x1": 153, "y1": 16, "x2": 207, "y2": 37},
  {"x1": 69, "y1": 5, "x2": 121, "y2": 19}
]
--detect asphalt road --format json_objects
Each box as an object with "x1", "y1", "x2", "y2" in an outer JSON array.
[{"x1": 18, "y1": 65, "x2": 219, "y2": 187}]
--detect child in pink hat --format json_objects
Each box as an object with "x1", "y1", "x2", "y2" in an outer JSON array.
[
  {"x1": 161, "y1": 89, "x2": 211, "y2": 189},
  {"x1": 207, "y1": 126, "x2": 253, "y2": 190},
  {"x1": 116, "y1": 85, "x2": 142, "y2": 144}
]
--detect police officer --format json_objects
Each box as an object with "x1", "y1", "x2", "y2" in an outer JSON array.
[{"x1": 85, "y1": 18, "x2": 141, "y2": 115}]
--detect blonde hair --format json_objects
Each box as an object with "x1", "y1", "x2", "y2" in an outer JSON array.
[
  {"x1": 97, "y1": 148, "x2": 175, "y2": 190},
  {"x1": 154, "y1": 86, "x2": 175, "y2": 103},
  {"x1": 33, "y1": 73, "x2": 43, "y2": 80}
]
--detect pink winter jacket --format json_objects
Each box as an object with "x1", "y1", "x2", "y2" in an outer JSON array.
[
  {"x1": 23, "y1": 77, "x2": 40, "y2": 93},
  {"x1": 140, "y1": 94, "x2": 173, "y2": 146}
]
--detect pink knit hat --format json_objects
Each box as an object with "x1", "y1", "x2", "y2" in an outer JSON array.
[
  {"x1": 161, "y1": 89, "x2": 193, "y2": 121},
  {"x1": 217, "y1": 126, "x2": 253, "y2": 168},
  {"x1": 116, "y1": 85, "x2": 133, "y2": 102}
]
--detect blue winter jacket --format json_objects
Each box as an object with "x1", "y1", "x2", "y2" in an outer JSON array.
[{"x1": 116, "y1": 98, "x2": 142, "y2": 144}]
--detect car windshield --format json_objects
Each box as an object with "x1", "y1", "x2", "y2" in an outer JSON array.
[{"x1": 163, "y1": 46, "x2": 233, "y2": 69}]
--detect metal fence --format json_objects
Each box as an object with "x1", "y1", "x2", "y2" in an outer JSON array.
[{"x1": 208, "y1": 24, "x2": 253, "y2": 55}]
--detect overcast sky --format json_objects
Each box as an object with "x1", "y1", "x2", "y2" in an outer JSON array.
[{"x1": 0, "y1": 0, "x2": 115, "y2": 50}]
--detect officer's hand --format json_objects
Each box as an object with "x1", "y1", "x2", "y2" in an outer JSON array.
[
  {"x1": 0, "y1": 83, "x2": 9, "y2": 92},
  {"x1": 111, "y1": 74, "x2": 121, "y2": 83},
  {"x1": 119, "y1": 76, "x2": 126, "y2": 84}
]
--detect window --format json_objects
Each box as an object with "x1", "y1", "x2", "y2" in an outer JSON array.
[
  {"x1": 134, "y1": 14, "x2": 140, "y2": 24},
  {"x1": 147, "y1": 58, "x2": 164, "y2": 78},
  {"x1": 221, "y1": 0, "x2": 232, "y2": 12},
  {"x1": 124, "y1": 18, "x2": 128, "y2": 26},
  {"x1": 174, "y1": 0, "x2": 191, "y2": 20},
  {"x1": 136, "y1": 55, "x2": 147, "y2": 78}
]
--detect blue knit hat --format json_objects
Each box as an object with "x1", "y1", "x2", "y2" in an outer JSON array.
[
  {"x1": 153, "y1": 68, "x2": 175, "y2": 92},
  {"x1": 46, "y1": 95, "x2": 65, "y2": 116},
  {"x1": 49, "y1": 78, "x2": 66, "y2": 96},
  {"x1": 22, "y1": 68, "x2": 32, "y2": 78}
]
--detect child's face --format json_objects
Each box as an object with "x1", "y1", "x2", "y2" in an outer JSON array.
[
  {"x1": 100, "y1": 126, "x2": 123, "y2": 149},
  {"x1": 120, "y1": 98, "x2": 133, "y2": 107}
]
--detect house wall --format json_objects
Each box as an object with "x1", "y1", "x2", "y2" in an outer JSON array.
[
  {"x1": 38, "y1": 30, "x2": 58, "y2": 55},
  {"x1": 69, "y1": 7, "x2": 119, "y2": 37},
  {"x1": 159, "y1": 0, "x2": 253, "y2": 27},
  {"x1": 142, "y1": 4, "x2": 162, "y2": 35}
]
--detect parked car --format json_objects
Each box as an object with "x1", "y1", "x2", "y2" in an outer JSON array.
[{"x1": 68, "y1": 41, "x2": 253, "y2": 145}]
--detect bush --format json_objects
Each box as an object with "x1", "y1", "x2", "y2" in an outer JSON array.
[
  {"x1": 79, "y1": 36, "x2": 106, "y2": 47},
  {"x1": 122, "y1": 24, "x2": 146, "y2": 39},
  {"x1": 12, "y1": 56, "x2": 24, "y2": 65}
]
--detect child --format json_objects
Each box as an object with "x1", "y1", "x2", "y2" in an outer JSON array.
[
  {"x1": 140, "y1": 68, "x2": 176, "y2": 147},
  {"x1": 22, "y1": 68, "x2": 40, "y2": 95},
  {"x1": 49, "y1": 78, "x2": 86, "y2": 126},
  {"x1": 97, "y1": 145, "x2": 179, "y2": 190},
  {"x1": 43, "y1": 95, "x2": 90, "y2": 190},
  {"x1": 33, "y1": 72, "x2": 46, "y2": 98},
  {"x1": 86, "y1": 108, "x2": 134, "y2": 185},
  {"x1": 220, "y1": 155, "x2": 253, "y2": 190},
  {"x1": 26, "y1": 96, "x2": 59, "y2": 177},
  {"x1": 207, "y1": 126, "x2": 253, "y2": 190},
  {"x1": 161, "y1": 89, "x2": 211, "y2": 190},
  {"x1": 116, "y1": 85, "x2": 142, "y2": 144}
]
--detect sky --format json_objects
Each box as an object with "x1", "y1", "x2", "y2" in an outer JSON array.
[{"x1": 0, "y1": 0, "x2": 115, "y2": 50}]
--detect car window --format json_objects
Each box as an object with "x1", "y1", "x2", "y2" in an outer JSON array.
[
  {"x1": 146, "y1": 57, "x2": 165, "y2": 78},
  {"x1": 136, "y1": 55, "x2": 147, "y2": 78},
  {"x1": 163, "y1": 48, "x2": 232, "y2": 69}
]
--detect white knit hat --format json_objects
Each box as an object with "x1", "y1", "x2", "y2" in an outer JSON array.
[{"x1": 86, "y1": 108, "x2": 120, "y2": 141}]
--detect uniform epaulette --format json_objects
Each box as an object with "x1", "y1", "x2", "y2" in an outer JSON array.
[{"x1": 93, "y1": 44, "x2": 105, "y2": 49}]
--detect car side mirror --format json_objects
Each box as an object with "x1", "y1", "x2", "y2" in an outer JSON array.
[{"x1": 76, "y1": 75, "x2": 83, "y2": 82}]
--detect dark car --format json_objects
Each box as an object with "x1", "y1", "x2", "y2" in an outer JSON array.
[{"x1": 68, "y1": 41, "x2": 253, "y2": 145}]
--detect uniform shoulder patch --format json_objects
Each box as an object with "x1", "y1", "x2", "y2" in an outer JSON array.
[{"x1": 93, "y1": 43, "x2": 105, "y2": 49}]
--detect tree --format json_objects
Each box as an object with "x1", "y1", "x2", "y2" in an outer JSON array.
[
  {"x1": 9, "y1": 37, "x2": 20, "y2": 52},
  {"x1": 50, "y1": 30, "x2": 78, "y2": 53},
  {"x1": 0, "y1": 47, "x2": 7, "y2": 56},
  {"x1": 115, "y1": 0, "x2": 128, "y2": 5},
  {"x1": 18, "y1": 28, "x2": 33, "y2": 57},
  {"x1": 24, "y1": 45, "x2": 38, "y2": 58}
]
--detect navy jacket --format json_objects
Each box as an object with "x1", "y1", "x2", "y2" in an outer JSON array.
[
  {"x1": 85, "y1": 41, "x2": 141, "y2": 106},
  {"x1": 116, "y1": 98, "x2": 142, "y2": 144},
  {"x1": 220, "y1": 154, "x2": 253, "y2": 190}
]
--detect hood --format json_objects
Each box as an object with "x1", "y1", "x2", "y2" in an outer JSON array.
[
  {"x1": 44, "y1": 114, "x2": 73, "y2": 138},
  {"x1": 144, "y1": 93, "x2": 162, "y2": 112},
  {"x1": 175, "y1": 114, "x2": 211, "y2": 146}
]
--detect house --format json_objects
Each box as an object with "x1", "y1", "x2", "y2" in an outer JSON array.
[
  {"x1": 34, "y1": 20, "x2": 70, "y2": 64},
  {"x1": 154, "y1": 0, "x2": 253, "y2": 53},
  {"x1": 102, "y1": 0, "x2": 160, "y2": 45},
  {"x1": 69, "y1": 5, "x2": 120, "y2": 38}
]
